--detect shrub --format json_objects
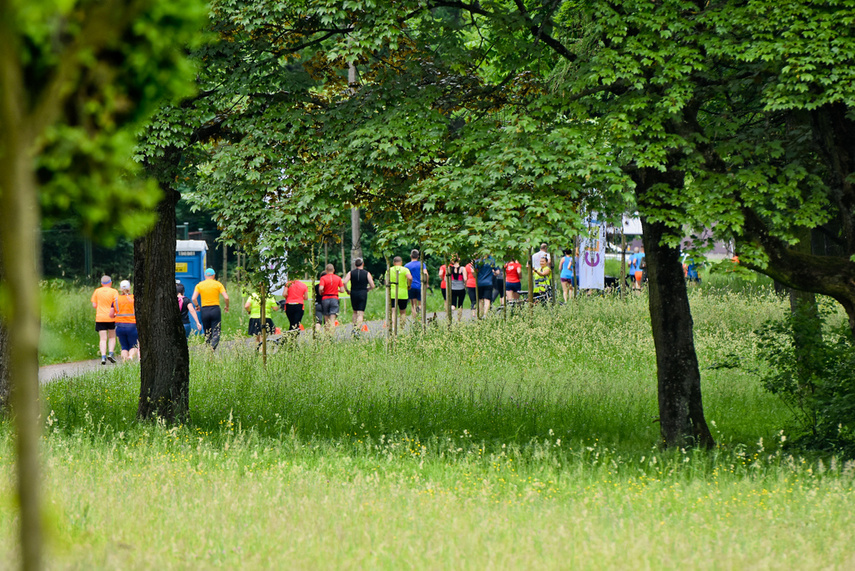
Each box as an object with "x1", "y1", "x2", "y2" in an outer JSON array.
[{"x1": 756, "y1": 300, "x2": 855, "y2": 456}]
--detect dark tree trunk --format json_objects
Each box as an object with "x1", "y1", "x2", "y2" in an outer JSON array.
[
  {"x1": 134, "y1": 182, "x2": 190, "y2": 421},
  {"x1": 635, "y1": 169, "x2": 714, "y2": 449}
]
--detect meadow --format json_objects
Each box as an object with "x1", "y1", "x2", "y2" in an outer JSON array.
[{"x1": 7, "y1": 274, "x2": 855, "y2": 568}]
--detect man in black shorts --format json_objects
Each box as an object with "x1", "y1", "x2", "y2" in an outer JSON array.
[{"x1": 343, "y1": 258, "x2": 376, "y2": 336}]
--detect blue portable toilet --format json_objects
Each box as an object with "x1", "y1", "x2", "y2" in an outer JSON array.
[{"x1": 175, "y1": 240, "x2": 208, "y2": 333}]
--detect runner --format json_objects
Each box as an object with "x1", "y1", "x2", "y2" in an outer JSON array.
[
  {"x1": 176, "y1": 282, "x2": 202, "y2": 338},
  {"x1": 319, "y1": 264, "x2": 347, "y2": 332},
  {"x1": 91, "y1": 275, "x2": 119, "y2": 365},
  {"x1": 504, "y1": 258, "x2": 522, "y2": 302},
  {"x1": 465, "y1": 259, "x2": 477, "y2": 310},
  {"x1": 343, "y1": 258, "x2": 375, "y2": 336},
  {"x1": 192, "y1": 268, "x2": 230, "y2": 350},
  {"x1": 386, "y1": 256, "x2": 412, "y2": 326},
  {"x1": 114, "y1": 280, "x2": 139, "y2": 362},
  {"x1": 447, "y1": 254, "x2": 467, "y2": 321},
  {"x1": 404, "y1": 249, "x2": 428, "y2": 319},
  {"x1": 438, "y1": 261, "x2": 448, "y2": 304},
  {"x1": 283, "y1": 277, "x2": 308, "y2": 335},
  {"x1": 473, "y1": 254, "x2": 497, "y2": 316},
  {"x1": 244, "y1": 284, "x2": 279, "y2": 345},
  {"x1": 558, "y1": 249, "x2": 575, "y2": 302}
]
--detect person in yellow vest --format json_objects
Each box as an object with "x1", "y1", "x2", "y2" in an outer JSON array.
[
  {"x1": 386, "y1": 256, "x2": 412, "y2": 327},
  {"x1": 114, "y1": 280, "x2": 139, "y2": 362},
  {"x1": 91, "y1": 275, "x2": 119, "y2": 365},
  {"x1": 192, "y1": 268, "x2": 230, "y2": 349},
  {"x1": 244, "y1": 284, "x2": 279, "y2": 345}
]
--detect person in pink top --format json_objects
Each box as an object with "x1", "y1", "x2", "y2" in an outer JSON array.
[
  {"x1": 465, "y1": 260, "x2": 477, "y2": 310},
  {"x1": 283, "y1": 278, "x2": 309, "y2": 334},
  {"x1": 318, "y1": 264, "x2": 347, "y2": 332}
]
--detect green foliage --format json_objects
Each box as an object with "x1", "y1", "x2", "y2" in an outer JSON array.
[
  {"x1": 757, "y1": 301, "x2": 855, "y2": 456},
  {"x1": 8, "y1": 0, "x2": 209, "y2": 245}
]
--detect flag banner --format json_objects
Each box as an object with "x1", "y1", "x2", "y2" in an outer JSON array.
[{"x1": 577, "y1": 222, "x2": 605, "y2": 289}]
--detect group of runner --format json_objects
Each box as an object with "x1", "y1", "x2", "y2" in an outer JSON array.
[
  {"x1": 92, "y1": 244, "x2": 651, "y2": 359},
  {"x1": 90, "y1": 275, "x2": 139, "y2": 364}
]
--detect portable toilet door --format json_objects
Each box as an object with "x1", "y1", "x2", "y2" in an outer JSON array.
[{"x1": 175, "y1": 240, "x2": 208, "y2": 334}]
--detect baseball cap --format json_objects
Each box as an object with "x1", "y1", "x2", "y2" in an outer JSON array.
[
  {"x1": 101, "y1": 275, "x2": 112, "y2": 285},
  {"x1": 205, "y1": 268, "x2": 215, "y2": 276},
  {"x1": 120, "y1": 280, "x2": 130, "y2": 290}
]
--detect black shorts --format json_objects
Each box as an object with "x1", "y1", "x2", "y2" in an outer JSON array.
[
  {"x1": 506, "y1": 281, "x2": 521, "y2": 292},
  {"x1": 477, "y1": 285, "x2": 492, "y2": 300},
  {"x1": 351, "y1": 290, "x2": 368, "y2": 312},
  {"x1": 408, "y1": 287, "x2": 421, "y2": 301},
  {"x1": 95, "y1": 322, "x2": 116, "y2": 332},
  {"x1": 441, "y1": 288, "x2": 446, "y2": 300},
  {"x1": 248, "y1": 318, "x2": 275, "y2": 336},
  {"x1": 450, "y1": 289, "x2": 466, "y2": 308},
  {"x1": 392, "y1": 298, "x2": 409, "y2": 310}
]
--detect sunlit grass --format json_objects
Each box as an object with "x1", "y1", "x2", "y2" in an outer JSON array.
[{"x1": 15, "y1": 280, "x2": 855, "y2": 568}]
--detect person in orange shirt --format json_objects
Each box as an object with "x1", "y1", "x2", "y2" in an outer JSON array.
[
  {"x1": 114, "y1": 280, "x2": 139, "y2": 362},
  {"x1": 91, "y1": 275, "x2": 119, "y2": 365},
  {"x1": 192, "y1": 268, "x2": 230, "y2": 349}
]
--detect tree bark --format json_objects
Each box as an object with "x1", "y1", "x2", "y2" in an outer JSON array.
[
  {"x1": 636, "y1": 170, "x2": 714, "y2": 449},
  {"x1": 134, "y1": 182, "x2": 190, "y2": 421},
  {"x1": 1, "y1": 24, "x2": 44, "y2": 566},
  {"x1": 0, "y1": 239, "x2": 10, "y2": 414}
]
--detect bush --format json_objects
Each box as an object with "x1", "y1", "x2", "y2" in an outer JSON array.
[{"x1": 756, "y1": 300, "x2": 855, "y2": 456}]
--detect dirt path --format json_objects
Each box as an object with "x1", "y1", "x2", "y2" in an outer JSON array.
[{"x1": 38, "y1": 308, "x2": 484, "y2": 383}]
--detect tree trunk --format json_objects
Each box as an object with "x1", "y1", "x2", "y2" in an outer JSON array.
[
  {"x1": 134, "y1": 183, "x2": 190, "y2": 421},
  {"x1": 636, "y1": 169, "x2": 714, "y2": 449},
  {"x1": 788, "y1": 227, "x2": 822, "y2": 385},
  {"x1": 1, "y1": 27, "x2": 44, "y2": 563},
  {"x1": 0, "y1": 240, "x2": 10, "y2": 414}
]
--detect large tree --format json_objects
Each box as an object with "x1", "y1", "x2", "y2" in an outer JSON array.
[{"x1": 0, "y1": 0, "x2": 204, "y2": 567}]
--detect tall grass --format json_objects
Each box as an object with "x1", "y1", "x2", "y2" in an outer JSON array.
[{"x1": 15, "y1": 279, "x2": 855, "y2": 569}]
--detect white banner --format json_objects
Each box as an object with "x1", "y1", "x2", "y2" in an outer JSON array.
[{"x1": 577, "y1": 222, "x2": 605, "y2": 289}]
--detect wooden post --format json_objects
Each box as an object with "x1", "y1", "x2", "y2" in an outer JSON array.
[
  {"x1": 446, "y1": 256, "x2": 452, "y2": 329},
  {"x1": 351, "y1": 207, "x2": 362, "y2": 270},
  {"x1": 260, "y1": 280, "x2": 267, "y2": 366},
  {"x1": 620, "y1": 227, "x2": 626, "y2": 300},
  {"x1": 393, "y1": 271, "x2": 399, "y2": 340},
  {"x1": 340, "y1": 229, "x2": 346, "y2": 278},
  {"x1": 384, "y1": 256, "x2": 391, "y2": 353},
  {"x1": 502, "y1": 262, "x2": 507, "y2": 322},
  {"x1": 527, "y1": 247, "x2": 534, "y2": 319},
  {"x1": 383, "y1": 256, "x2": 392, "y2": 353},
  {"x1": 420, "y1": 251, "x2": 427, "y2": 331},
  {"x1": 223, "y1": 243, "x2": 228, "y2": 285}
]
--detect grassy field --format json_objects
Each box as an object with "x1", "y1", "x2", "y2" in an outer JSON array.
[{"x1": 7, "y1": 281, "x2": 855, "y2": 568}]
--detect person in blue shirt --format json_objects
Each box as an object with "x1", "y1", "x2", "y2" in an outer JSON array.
[
  {"x1": 404, "y1": 249, "x2": 429, "y2": 319},
  {"x1": 473, "y1": 254, "x2": 497, "y2": 317},
  {"x1": 558, "y1": 248, "x2": 575, "y2": 302},
  {"x1": 681, "y1": 252, "x2": 701, "y2": 283}
]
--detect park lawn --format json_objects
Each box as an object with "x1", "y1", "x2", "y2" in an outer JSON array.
[{"x1": 13, "y1": 283, "x2": 855, "y2": 568}]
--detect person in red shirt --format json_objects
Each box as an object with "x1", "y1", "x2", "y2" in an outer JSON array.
[
  {"x1": 504, "y1": 259, "x2": 523, "y2": 302},
  {"x1": 318, "y1": 264, "x2": 347, "y2": 332},
  {"x1": 283, "y1": 278, "x2": 309, "y2": 334},
  {"x1": 465, "y1": 260, "x2": 477, "y2": 311}
]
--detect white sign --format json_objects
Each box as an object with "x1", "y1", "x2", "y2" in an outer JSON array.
[{"x1": 577, "y1": 222, "x2": 605, "y2": 289}]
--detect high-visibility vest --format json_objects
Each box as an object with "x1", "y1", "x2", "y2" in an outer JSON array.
[{"x1": 115, "y1": 294, "x2": 135, "y2": 324}]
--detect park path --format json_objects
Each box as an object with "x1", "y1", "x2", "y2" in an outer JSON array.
[{"x1": 38, "y1": 307, "x2": 484, "y2": 383}]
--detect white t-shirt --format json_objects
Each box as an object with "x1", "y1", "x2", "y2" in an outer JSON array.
[{"x1": 531, "y1": 250, "x2": 550, "y2": 268}]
